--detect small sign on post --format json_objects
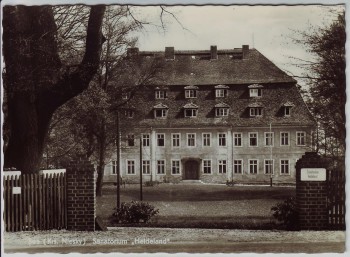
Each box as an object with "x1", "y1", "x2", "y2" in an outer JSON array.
[
  {"x1": 300, "y1": 168, "x2": 326, "y2": 181},
  {"x1": 13, "y1": 187, "x2": 21, "y2": 194}
]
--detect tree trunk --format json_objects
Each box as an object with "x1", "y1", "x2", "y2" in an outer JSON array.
[
  {"x1": 3, "y1": 5, "x2": 106, "y2": 173},
  {"x1": 96, "y1": 119, "x2": 106, "y2": 196}
]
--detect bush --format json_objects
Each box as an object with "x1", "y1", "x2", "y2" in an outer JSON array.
[
  {"x1": 113, "y1": 201, "x2": 159, "y2": 223},
  {"x1": 271, "y1": 197, "x2": 299, "y2": 230},
  {"x1": 226, "y1": 180, "x2": 235, "y2": 187}
]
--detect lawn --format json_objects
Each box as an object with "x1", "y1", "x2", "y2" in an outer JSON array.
[{"x1": 96, "y1": 183, "x2": 295, "y2": 229}]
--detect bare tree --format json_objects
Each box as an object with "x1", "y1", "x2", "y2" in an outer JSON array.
[{"x1": 3, "y1": 5, "x2": 106, "y2": 173}]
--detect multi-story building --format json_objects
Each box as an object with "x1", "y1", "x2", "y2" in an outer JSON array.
[{"x1": 104, "y1": 45, "x2": 315, "y2": 184}]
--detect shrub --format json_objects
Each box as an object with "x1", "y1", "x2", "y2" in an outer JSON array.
[
  {"x1": 226, "y1": 180, "x2": 235, "y2": 187},
  {"x1": 113, "y1": 201, "x2": 159, "y2": 223},
  {"x1": 271, "y1": 197, "x2": 299, "y2": 230}
]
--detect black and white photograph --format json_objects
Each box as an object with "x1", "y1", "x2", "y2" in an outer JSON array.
[{"x1": 1, "y1": 0, "x2": 347, "y2": 255}]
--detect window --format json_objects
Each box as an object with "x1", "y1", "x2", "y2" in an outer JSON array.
[
  {"x1": 280, "y1": 160, "x2": 289, "y2": 174},
  {"x1": 142, "y1": 134, "x2": 150, "y2": 147},
  {"x1": 296, "y1": 132, "x2": 306, "y2": 146},
  {"x1": 184, "y1": 109, "x2": 197, "y2": 117},
  {"x1": 112, "y1": 161, "x2": 117, "y2": 175},
  {"x1": 284, "y1": 106, "x2": 291, "y2": 116},
  {"x1": 157, "y1": 160, "x2": 165, "y2": 174},
  {"x1": 265, "y1": 132, "x2": 274, "y2": 146},
  {"x1": 154, "y1": 109, "x2": 167, "y2": 118},
  {"x1": 155, "y1": 90, "x2": 167, "y2": 99},
  {"x1": 185, "y1": 90, "x2": 197, "y2": 98},
  {"x1": 218, "y1": 160, "x2": 227, "y2": 174},
  {"x1": 233, "y1": 133, "x2": 242, "y2": 147},
  {"x1": 249, "y1": 88, "x2": 262, "y2": 97},
  {"x1": 216, "y1": 89, "x2": 228, "y2": 98},
  {"x1": 215, "y1": 108, "x2": 229, "y2": 117},
  {"x1": 249, "y1": 132, "x2": 258, "y2": 147},
  {"x1": 233, "y1": 160, "x2": 243, "y2": 174},
  {"x1": 157, "y1": 134, "x2": 165, "y2": 147},
  {"x1": 203, "y1": 160, "x2": 212, "y2": 174},
  {"x1": 281, "y1": 132, "x2": 289, "y2": 146},
  {"x1": 172, "y1": 133, "x2": 180, "y2": 147},
  {"x1": 142, "y1": 160, "x2": 150, "y2": 174},
  {"x1": 218, "y1": 133, "x2": 227, "y2": 146},
  {"x1": 171, "y1": 160, "x2": 180, "y2": 175},
  {"x1": 187, "y1": 133, "x2": 196, "y2": 147},
  {"x1": 202, "y1": 133, "x2": 211, "y2": 147},
  {"x1": 250, "y1": 108, "x2": 262, "y2": 117},
  {"x1": 249, "y1": 160, "x2": 258, "y2": 174},
  {"x1": 127, "y1": 160, "x2": 135, "y2": 175},
  {"x1": 127, "y1": 134, "x2": 135, "y2": 146},
  {"x1": 124, "y1": 110, "x2": 134, "y2": 118},
  {"x1": 264, "y1": 159, "x2": 274, "y2": 174}
]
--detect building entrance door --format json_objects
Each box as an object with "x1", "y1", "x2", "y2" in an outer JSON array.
[{"x1": 184, "y1": 160, "x2": 199, "y2": 180}]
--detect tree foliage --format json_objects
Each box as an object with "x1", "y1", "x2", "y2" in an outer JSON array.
[{"x1": 297, "y1": 11, "x2": 345, "y2": 164}]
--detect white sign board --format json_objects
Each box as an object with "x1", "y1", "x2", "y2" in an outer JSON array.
[
  {"x1": 301, "y1": 168, "x2": 326, "y2": 181},
  {"x1": 13, "y1": 187, "x2": 21, "y2": 194}
]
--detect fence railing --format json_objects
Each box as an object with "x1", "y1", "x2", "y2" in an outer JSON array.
[
  {"x1": 3, "y1": 173, "x2": 67, "y2": 232},
  {"x1": 327, "y1": 169, "x2": 346, "y2": 230}
]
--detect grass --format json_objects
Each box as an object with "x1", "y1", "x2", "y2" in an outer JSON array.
[{"x1": 97, "y1": 183, "x2": 295, "y2": 229}]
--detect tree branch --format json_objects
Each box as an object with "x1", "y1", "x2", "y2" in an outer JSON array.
[{"x1": 43, "y1": 5, "x2": 106, "y2": 112}]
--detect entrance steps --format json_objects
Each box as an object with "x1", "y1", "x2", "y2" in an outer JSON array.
[{"x1": 180, "y1": 180, "x2": 203, "y2": 184}]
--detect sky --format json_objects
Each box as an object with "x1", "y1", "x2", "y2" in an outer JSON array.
[{"x1": 127, "y1": 4, "x2": 344, "y2": 87}]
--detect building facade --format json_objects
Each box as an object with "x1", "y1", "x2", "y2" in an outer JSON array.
[{"x1": 104, "y1": 45, "x2": 315, "y2": 184}]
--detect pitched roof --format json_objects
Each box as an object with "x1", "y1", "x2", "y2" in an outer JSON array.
[
  {"x1": 183, "y1": 103, "x2": 198, "y2": 109},
  {"x1": 248, "y1": 84, "x2": 264, "y2": 88},
  {"x1": 133, "y1": 47, "x2": 296, "y2": 85},
  {"x1": 248, "y1": 102, "x2": 263, "y2": 108},
  {"x1": 153, "y1": 103, "x2": 168, "y2": 109},
  {"x1": 120, "y1": 46, "x2": 314, "y2": 128},
  {"x1": 283, "y1": 101, "x2": 295, "y2": 107},
  {"x1": 215, "y1": 102, "x2": 230, "y2": 108},
  {"x1": 121, "y1": 83, "x2": 315, "y2": 128},
  {"x1": 184, "y1": 85, "x2": 199, "y2": 89},
  {"x1": 215, "y1": 85, "x2": 229, "y2": 89}
]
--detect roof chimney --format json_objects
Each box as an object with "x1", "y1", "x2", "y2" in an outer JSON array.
[
  {"x1": 242, "y1": 45, "x2": 249, "y2": 59},
  {"x1": 127, "y1": 47, "x2": 139, "y2": 58},
  {"x1": 165, "y1": 47, "x2": 175, "y2": 60},
  {"x1": 210, "y1": 45, "x2": 218, "y2": 60}
]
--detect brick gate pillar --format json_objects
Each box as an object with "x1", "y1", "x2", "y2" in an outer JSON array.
[
  {"x1": 295, "y1": 152, "x2": 329, "y2": 230},
  {"x1": 66, "y1": 159, "x2": 96, "y2": 231}
]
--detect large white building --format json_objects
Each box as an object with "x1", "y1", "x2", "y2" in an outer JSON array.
[{"x1": 104, "y1": 45, "x2": 315, "y2": 184}]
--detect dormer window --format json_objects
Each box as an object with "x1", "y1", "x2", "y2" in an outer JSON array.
[
  {"x1": 215, "y1": 102, "x2": 230, "y2": 117},
  {"x1": 183, "y1": 103, "x2": 198, "y2": 118},
  {"x1": 155, "y1": 87, "x2": 168, "y2": 99},
  {"x1": 215, "y1": 85, "x2": 229, "y2": 98},
  {"x1": 153, "y1": 103, "x2": 168, "y2": 119},
  {"x1": 249, "y1": 84, "x2": 263, "y2": 97},
  {"x1": 250, "y1": 108, "x2": 263, "y2": 117},
  {"x1": 285, "y1": 107, "x2": 291, "y2": 116},
  {"x1": 248, "y1": 103, "x2": 263, "y2": 117},
  {"x1": 184, "y1": 85, "x2": 198, "y2": 98},
  {"x1": 283, "y1": 101, "x2": 294, "y2": 116}
]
